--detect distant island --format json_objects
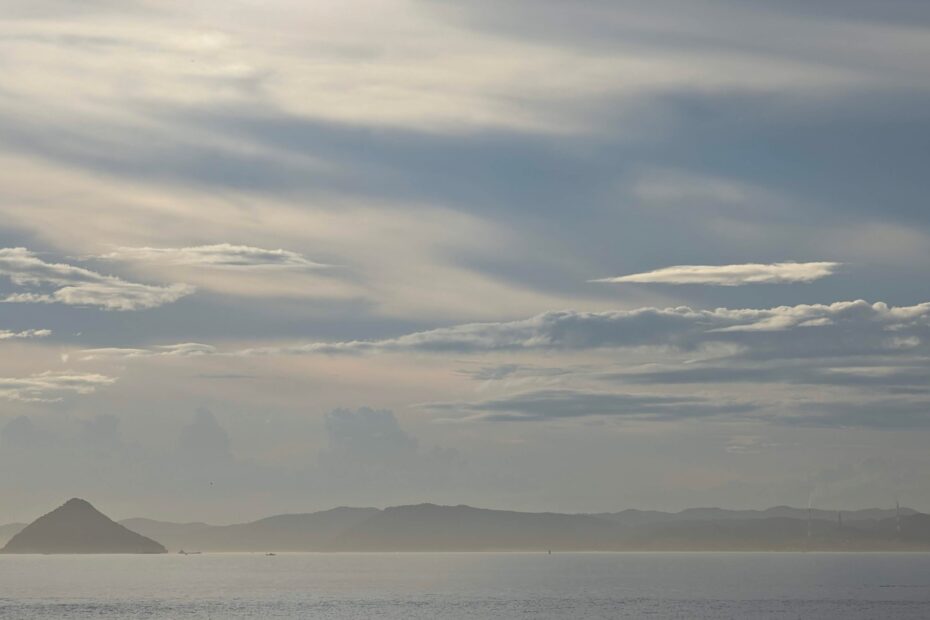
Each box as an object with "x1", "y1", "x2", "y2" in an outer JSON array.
[
  {"x1": 2, "y1": 499, "x2": 927, "y2": 553},
  {"x1": 1, "y1": 498, "x2": 165, "y2": 554}
]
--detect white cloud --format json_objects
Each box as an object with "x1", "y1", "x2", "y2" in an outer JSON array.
[
  {"x1": 234, "y1": 299, "x2": 929, "y2": 359},
  {"x1": 96, "y1": 244, "x2": 328, "y2": 270},
  {"x1": 0, "y1": 329, "x2": 51, "y2": 340},
  {"x1": 591, "y1": 262, "x2": 840, "y2": 286},
  {"x1": 0, "y1": 247, "x2": 193, "y2": 311},
  {"x1": 91, "y1": 299, "x2": 930, "y2": 368},
  {"x1": 0, "y1": 371, "x2": 116, "y2": 402},
  {"x1": 79, "y1": 343, "x2": 217, "y2": 361}
]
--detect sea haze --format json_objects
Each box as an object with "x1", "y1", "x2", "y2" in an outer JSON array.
[
  {"x1": 0, "y1": 553, "x2": 929, "y2": 619},
  {"x1": 5, "y1": 501, "x2": 928, "y2": 553}
]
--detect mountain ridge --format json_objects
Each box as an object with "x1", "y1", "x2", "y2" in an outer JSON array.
[
  {"x1": 119, "y1": 503, "x2": 930, "y2": 552},
  {"x1": 1, "y1": 502, "x2": 925, "y2": 552}
]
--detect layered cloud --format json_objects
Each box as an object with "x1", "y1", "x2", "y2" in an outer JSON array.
[
  {"x1": 0, "y1": 371, "x2": 116, "y2": 402},
  {"x1": 425, "y1": 383, "x2": 930, "y2": 428},
  {"x1": 457, "y1": 363, "x2": 573, "y2": 382},
  {"x1": 96, "y1": 244, "x2": 328, "y2": 270},
  {"x1": 425, "y1": 388, "x2": 757, "y2": 422},
  {"x1": 235, "y1": 299, "x2": 929, "y2": 360},
  {"x1": 591, "y1": 262, "x2": 841, "y2": 286},
  {"x1": 72, "y1": 299, "x2": 930, "y2": 368},
  {"x1": 0, "y1": 329, "x2": 51, "y2": 340},
  {"x1": 0, "y1": 248, "x2": 193, "y2": 311},
  {"x1": 608, "y1": 363, "x2": 930, "y2": 390},
  {"x1": 0, "y1": 0, "x2": 928, "y2": 516},
  {"x1": 78, "y1": 343, "x2": 217, "y2": 361},
  {"x1": 0, "y1": 0, "x2": 883, "y2": 141}
]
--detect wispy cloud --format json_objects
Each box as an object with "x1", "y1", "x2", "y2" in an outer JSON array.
[
  {"x1": 75, "y1": 299, "x2": 930, "y2": 365},
  {"x1": 0, "y1": 328, "x2": 51, "y2": 340},
  {"x1": 591, "y1": 262, "x2": 840, "y2": 286},
  {"x1": 0, "y1": 248, "x2": 193, "y2": 311},
  {"x1": 96, "y1": 244, "x2": 328, "y2": 270},
  {"x1": 234, "y1": 299, "x2": 930, "y2": 360},
  {"x1": 457, "y1": 363, "x2": 573, "y2": 382},
  {"x1": 0, "y1": 371, "x2": 116, "y2": 402},
  {"x1": 424, "y1": 388, "x2": 757, "y2": 422},
  {"x1": 426, "y1": 386, "x2": 930, "y2": 428},
  {"x1": 79, "y1": 343, "x2": 217, "y2": 361},
  {"x1": 606, "y1": 362, "x2": 930, "y2": 391}
]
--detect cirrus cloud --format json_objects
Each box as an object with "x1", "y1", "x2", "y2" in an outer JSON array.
[
  {"x1": 78, "y1": 343, "x2": 217, "y2": 361},
  {"x1": 590, "y1": 262, "x2": 841, "y2": 286},
  {"x1": 96, "y1": 243, "x2": 329, "y2": 270}
]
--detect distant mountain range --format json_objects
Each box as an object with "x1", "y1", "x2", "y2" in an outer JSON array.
[
  {"x1": 2, "y1": 501, "x2": 927, "y2": 553},
  {"x1": 121, "y1": 507, "x2": 380, "y2": 552}
]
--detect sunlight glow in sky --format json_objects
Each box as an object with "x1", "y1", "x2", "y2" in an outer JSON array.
[{"x1": 1, "y1": 0, "x2": 930, "y2": 522}]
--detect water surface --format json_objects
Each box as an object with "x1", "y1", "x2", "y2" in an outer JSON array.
[{"x1": 1, "y1": 552, "x2": 929, "y2": 619}]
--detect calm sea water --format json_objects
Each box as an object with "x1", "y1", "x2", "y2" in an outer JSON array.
[{"x1": 1, "y1": 552, "x2": 929, "y2": 619}]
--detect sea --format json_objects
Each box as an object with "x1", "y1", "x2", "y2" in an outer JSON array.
[{"x1": 1, "y1": 552, "x2": 929, "y2": 619}]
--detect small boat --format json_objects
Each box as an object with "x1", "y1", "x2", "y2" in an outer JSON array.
[
  {"x1": 178, "y1": 550, "x2": 202, "y2": 555},
  {"x1": 265, "y1": 552, "x2": 276, "y2": 556}
]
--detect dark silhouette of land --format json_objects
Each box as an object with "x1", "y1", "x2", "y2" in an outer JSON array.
[
  {"x1": 1, "y1": 498, "x2": 165, "y2": 554},
  {"x1": 2, "y1": 500, "x2": 927, "y2": 553},
  {"x1": 122, "y1": 507, "x2": 379, "y2": 552}
]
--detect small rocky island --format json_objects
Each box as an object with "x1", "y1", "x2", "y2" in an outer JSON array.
[{"x1": 1, "y1": 498, "x2": 166, "y2": 554}]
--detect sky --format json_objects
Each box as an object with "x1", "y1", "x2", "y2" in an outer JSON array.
[{"x1": 1, "y1": 0, "x2": 930, "y2": 524}]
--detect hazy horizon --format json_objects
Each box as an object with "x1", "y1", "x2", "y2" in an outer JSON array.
[
  {"x1": 4, "y1": 496, "x2": 928, "y2": 555},
  {"x1": 2, "y1": 0, "x2": 930, "y2": 528},
  {"x1": 7, "y1": 497, "x2": 923, "y2": 530}
]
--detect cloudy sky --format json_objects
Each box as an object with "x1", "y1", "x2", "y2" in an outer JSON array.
[{"x1": 1, "y1": 0, "x2": 929, "y2": 523}]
